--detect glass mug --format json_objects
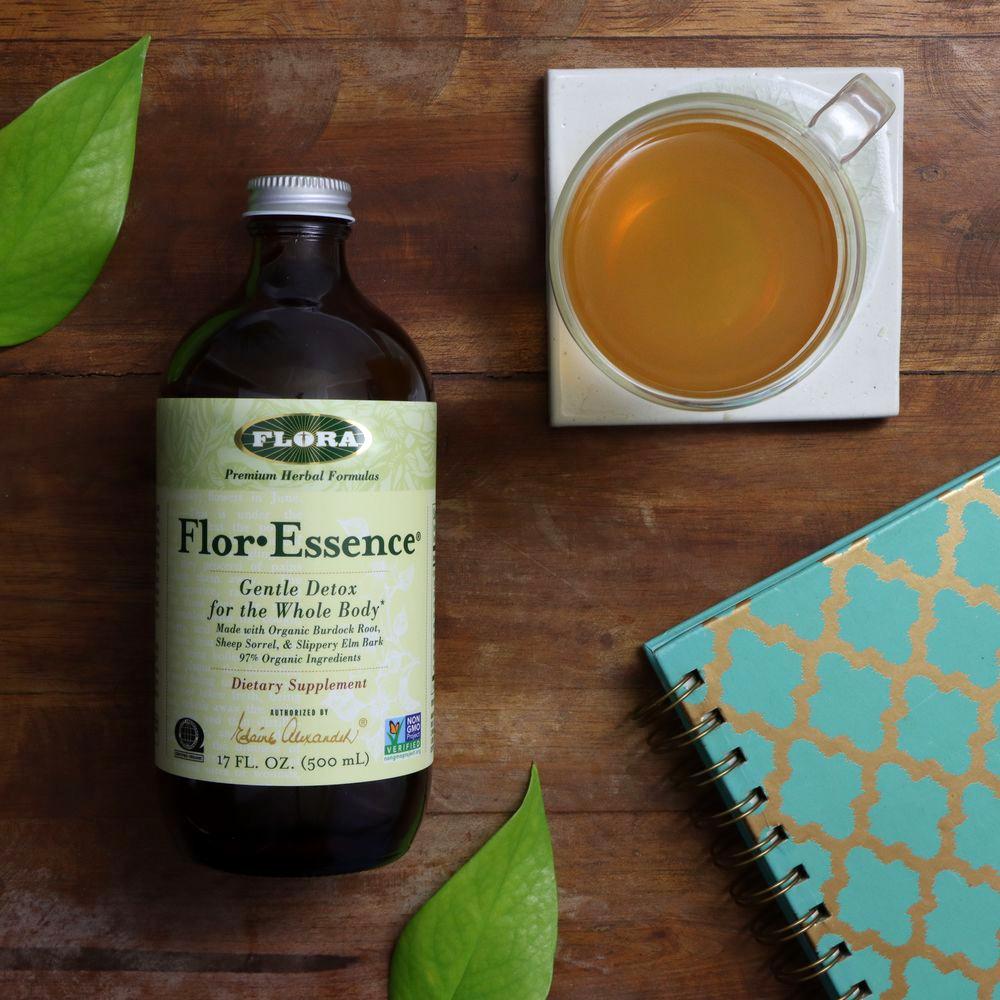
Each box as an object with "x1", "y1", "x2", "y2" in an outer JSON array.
[{"x1": 548, "y1": 75, "x2": 896, "y2": 409}]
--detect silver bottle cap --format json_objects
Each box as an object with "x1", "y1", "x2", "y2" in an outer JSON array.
[{"x1": 243, "y1": 175, "x2": 354, "y2": 221}]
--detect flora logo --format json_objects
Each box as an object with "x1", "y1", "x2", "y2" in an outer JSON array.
[{"x1": 235, "y1": 414, "x2": 370, "y2": 464}]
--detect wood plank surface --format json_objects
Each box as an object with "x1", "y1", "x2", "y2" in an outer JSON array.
[
  {"x1": 0, "y1": 813, "x2": 762, "y2": 1000},
  {"x1": 2, "y1": 4, "x2": 999, "y2": 999},
  {"x1": 3, "y1": 373, "x2": 1000, "y2": 1000},
  {"x1": 0, "y1": 36, "x2": 998, "y2": 377},
  {"x1": 0, "y1": 1, "x2": 997, "y2": 39},
  {"x1": 3, "y1": 374, "x2": 998, "y2": 707}
]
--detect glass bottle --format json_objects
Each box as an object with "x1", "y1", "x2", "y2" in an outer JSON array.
[{"x1": 155, "y1": 176, "x2": 434, "y2": 876}]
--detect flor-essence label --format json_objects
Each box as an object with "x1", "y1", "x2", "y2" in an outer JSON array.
[{"x1": 155, "y1": 399, "x2": 435, "y2": 786}]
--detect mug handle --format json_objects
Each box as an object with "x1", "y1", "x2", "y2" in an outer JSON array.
[{"x1": 808, "y1": 74, "x2": 896, "y2": 164}]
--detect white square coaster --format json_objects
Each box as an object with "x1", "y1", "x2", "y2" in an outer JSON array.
[{"x1": 546, "y1": 67, "x2": 904, "y2": 426}]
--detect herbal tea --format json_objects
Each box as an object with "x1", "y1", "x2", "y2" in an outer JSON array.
[{"x1": 562, "y1": 119, "x2": 839, "y2": 397}]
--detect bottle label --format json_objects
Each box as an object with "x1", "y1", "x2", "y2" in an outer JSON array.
[{"x1": 155, "y1": 398, "x2": 435, "y2": 786}]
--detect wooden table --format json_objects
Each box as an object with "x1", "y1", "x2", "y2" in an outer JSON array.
[{"x1": 1, "y1": 3, "x2": 997, "y2": 998}]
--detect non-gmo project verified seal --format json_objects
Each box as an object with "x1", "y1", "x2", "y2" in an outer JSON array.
[{"x1": 384, "y1": 713, "x2": 422, "y2": 757}]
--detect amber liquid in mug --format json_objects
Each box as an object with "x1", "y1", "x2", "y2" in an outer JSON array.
[{"x1": 562, "y1": 120, "x2": 839, "y2": 397}]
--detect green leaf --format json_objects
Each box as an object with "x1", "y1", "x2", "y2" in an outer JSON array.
[
  {"x1": 0, "y1": 37, "x2": 149, "y2": 347},
  {"x1": 390, "y1": 765, "x2": 558, "y2": 1000}
]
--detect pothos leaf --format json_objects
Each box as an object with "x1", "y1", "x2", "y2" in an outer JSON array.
[
  {"x1": 389, "y1": 765, "x2": 558, "y2": 1000},
  {"x1": 0, "y1": 37, "x2": 149, "y2": 347}
]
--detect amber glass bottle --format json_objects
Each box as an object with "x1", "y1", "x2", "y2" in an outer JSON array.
[{"x1": 156, "y1": 176, "x2": 434, "y2": 876}]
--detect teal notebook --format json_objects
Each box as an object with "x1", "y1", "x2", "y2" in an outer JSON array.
[{"x1": 644, "y1": 456, "x2": 1000, "y2": 999}]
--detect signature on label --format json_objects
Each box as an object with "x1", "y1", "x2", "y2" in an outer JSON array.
[{"x1": 230, "y1": 711, "x2": 358, "y2": 746}]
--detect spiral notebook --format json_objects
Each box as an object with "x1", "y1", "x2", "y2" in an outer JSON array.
[{"x1": 643, "y1": 456, "x2": 1000, "y2": 1000}]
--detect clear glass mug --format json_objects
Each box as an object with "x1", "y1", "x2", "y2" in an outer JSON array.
[{"x1": 548, "y1": 75, "x2": 896, "y2": 410}]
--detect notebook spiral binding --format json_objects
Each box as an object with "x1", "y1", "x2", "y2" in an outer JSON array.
[{"x1": 633, "y1": 670, "x2": 868, "y2": 1000}]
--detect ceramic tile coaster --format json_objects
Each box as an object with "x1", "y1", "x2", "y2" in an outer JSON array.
[{"x1": 546, "y1": 67, "x2": 904, "y2": 426}]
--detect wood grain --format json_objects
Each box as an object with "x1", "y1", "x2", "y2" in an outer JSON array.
[
  {"x1": 0, "y1": 36, "x2": 998, "y2": 378},
  {"x1": 0, "y1": 0, "x2": 997, "y2": 39},
  {"x1": 0, "y1": 812, "x2": 772, "y2": 1000},
  {"x1": 2, "y1": 4, "x2": 999, "y2": 998},
  {"x1": 3, "y1": 370, "x2": 998, "y2": 999},
  {"x1": 4, "y1": 373, "x2": 998, "y2": 697}
]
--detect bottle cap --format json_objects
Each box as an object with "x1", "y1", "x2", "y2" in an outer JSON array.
[{"x1": 243, "y1": 175, "x2": 354, "y2": 221}]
